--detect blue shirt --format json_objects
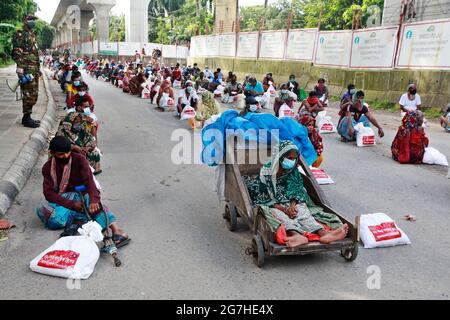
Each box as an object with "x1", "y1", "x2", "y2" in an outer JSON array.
[{"x1": 245, "y1": 81, "x2": 264, "y2": 94}]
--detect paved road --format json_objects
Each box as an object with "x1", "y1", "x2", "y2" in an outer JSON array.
[{"x1": 1, "y1": 73, "x2": 449, "y2": 300}]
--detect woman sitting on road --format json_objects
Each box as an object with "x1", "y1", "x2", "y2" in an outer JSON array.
[
  {"x1": 58, "y1": 112, "x2": 102, "y2": 175},
  {"x1": 195, "y1": 91, "x2": 219, "y2": 128},
  {"x1": 156, "y1": 79, "x2": 175, "y2": 108},
  {"x1": 299, "y1": 115, "x2": 324, "y2": 168},
  {"x1": 274, "y1": 83, "x2": 297, "y2": 117},
  {"x1": 67, "y1": 82, "x2": 95, "y2": 112},
  {"x1": 243, "y1": 141, "x2": 348, "y2": 248},
  {"x1": 177, "y1": 81, "x2": 199, "y2": 118},
  {"x1": 337, "y1": 90, "x2": 384, "y2": 142},
  {"x1": 129, "y1": 72, "x2": 147, "y2": 96},
  {"x1": 391, "y1": 111, "x2": 429, "y2": 164}
]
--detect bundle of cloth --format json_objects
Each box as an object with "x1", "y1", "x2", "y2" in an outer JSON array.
[
  {"x1": 201, "y1": 110, "x2": 317, "y2": 166},
  {"x1": 391, "y1": 111, "x2": 429, "y2": 164}
]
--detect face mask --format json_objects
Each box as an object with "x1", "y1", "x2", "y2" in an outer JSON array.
[
  {"x1": 281, "y1": 158, "x2": 296, "y2": 170},
  {"x1": 72, "y1": 123, "x2": 84, "y2": 133},
  {"x1": 249, "y1": 105, "x2": 258, "y2": 112},
  {"x1": 350, "y1": 89, "x2": 356, "y2": 95},
  {"x1": 83, "y1": 108, "x2": 91, "y2": 114},
  {"x1": 186, "y1": 87, "x2": 193, "y2": 94},
  {"x1": 289, "y1": 78, "x2": 295, "y2": 82},
  {"x1": 56, "y1": 157, "x2": 70, "y2": 165},
  {"x1": 26, "y1": 21, "x2": 35, "y2": 28},
  {"x1": 74, "y1": 81, "x2": 81, "y2": 87},
  {"x1": 78, "y1": 91, "x2": 86, "y2": 96},
  {"x1": 281, "y1": 90, "x2": 288, "y2": 95}
]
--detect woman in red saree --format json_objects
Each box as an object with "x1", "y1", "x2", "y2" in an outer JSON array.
[{"x1": 391, "y1": 111, "x2": 429, "y2": 164}]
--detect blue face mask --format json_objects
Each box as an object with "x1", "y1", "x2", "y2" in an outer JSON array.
[
  {"x1": 74, "y1": 80, "x2": 81, "y2": 87},
  {"x1": 281, "y1": 158, "x2": 296, "y2": 170}
]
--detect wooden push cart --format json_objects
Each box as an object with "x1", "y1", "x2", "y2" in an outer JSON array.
[{"x1": 223, "y1": 146, "x2": 359, "y2": 267}]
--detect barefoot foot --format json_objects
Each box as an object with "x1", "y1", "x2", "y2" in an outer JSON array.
[
  {"x1": 285, "y1": 233, "x2": 309, "y2": 248},
  {"x1": 319, "y1": 224, "x2": 349, "y2": 244}
]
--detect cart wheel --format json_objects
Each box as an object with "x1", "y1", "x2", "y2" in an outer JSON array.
[
  {"x1": 224, "y1": 203, "x2": 238, "y2": 232},
  {"x1": 252, "y1": 234, "x2": 265, "y2": 268},
  {"x1": 341, "y1": 245, "x2": 358, "y2": 262}
]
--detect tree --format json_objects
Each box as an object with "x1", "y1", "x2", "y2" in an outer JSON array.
[
  {"x1": 35, "y1": 20, "x2": 55, "y2": 49},
  {"x1": 109, "y1": 14, "x2": 125, "y2": 41}
]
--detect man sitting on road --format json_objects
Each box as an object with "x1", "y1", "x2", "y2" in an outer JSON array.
[
  {"x1": 337, "y1": 90, "x2": 384, "y2": 142},
  {"x1": 244, "y1": 77, "x2": 269, "y2": 109},
  {"x1": 36, "y1": 136, "x2": 130, "y2": 246}
]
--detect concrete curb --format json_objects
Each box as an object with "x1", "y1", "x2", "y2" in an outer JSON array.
[{"x1": 0, "y1": 73, "x2": 57, "y2": 217}]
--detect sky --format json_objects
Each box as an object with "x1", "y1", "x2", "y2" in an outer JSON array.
[{"x1": 34, "y1": 0, "x2": 277, "y2": 24}]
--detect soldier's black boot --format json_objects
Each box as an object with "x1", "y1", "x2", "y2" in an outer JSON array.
[{"x1": 22, "y1": 114, "x2": 40, "y2": 128}]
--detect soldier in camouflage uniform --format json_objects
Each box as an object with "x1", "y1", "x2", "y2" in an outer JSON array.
[{"x1": 12, "y1": 14, "x2": 41, "y2": 128}]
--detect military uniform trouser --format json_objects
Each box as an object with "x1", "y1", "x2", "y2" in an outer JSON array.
[{"x1": 21, "y1": 76, "x2": 39, "y2": 115}]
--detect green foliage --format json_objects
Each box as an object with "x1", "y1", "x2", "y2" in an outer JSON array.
[
  {"x1": 0, "y1": 0, "x2": 52, "y2": 64},
  {"x1": 34, "y1": 20, "x2": 55, "y2": 50},
  {"x1": 148, "y1": 0, "x2": 213, "y2": 44},
  {"x1": 109, "y1": 14, "x2": 125, "y2": 41},
  {"x1": 303, "y1": 0, "x2": 385, "y2": 30},
  {"x1": 239, "y1": 0, "x2": 384, "y2": 31}
]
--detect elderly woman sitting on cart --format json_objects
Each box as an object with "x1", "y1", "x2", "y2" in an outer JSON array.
[{"x1": 244, "y1": 141, "x2": 348, "y2": 248}]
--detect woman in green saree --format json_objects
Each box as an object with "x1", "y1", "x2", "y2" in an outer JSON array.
[
  {"x1": 58, "y1": 112, "x2": 102, "y2": 175},
  {"x1": 244, "y1": 141, "x2": 348, "y2": 248}
]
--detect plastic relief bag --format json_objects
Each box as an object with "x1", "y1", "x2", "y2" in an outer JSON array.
[
  {"x1": 30, "y1": 222, "x2": 103, "y2": 279},
  {"x1": 173, "y1": 80, "x2": 182, "y2": 88},
  {"x1": 278, "y1": 104, "x2": 295, "y2": 119},
  {"x1": 422, "y1": 147, "x2": 449, "y2": 166},
  {"x1": 318, "y1": 116, "x2": 336, "y2": 134},
  {"x1": 180, "y1": 105, "x2": 197, "y2": 120},
  {"x1": 159, "y1": 93, "x2": 174, "y2": 108},
  {"x1": 141, "y1": 87, "x2": 150, "y2": 99},
  {"x1": 267, "y1": 83, "x2": 277, "y2": 97},
  {"x1": 360, "y1": 213, "x2": 411, "y2": 249},
  {"x1": 354, "y1": 123, "x2": 375, "y2": 147}
]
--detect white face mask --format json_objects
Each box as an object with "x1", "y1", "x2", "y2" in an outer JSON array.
[
  {"x1": 249, "y1": 105, "x2": 258, "y2": 112},
  {"x1": 78, "y1": 91, "x2": 86, "y2": 97},
  {"x1": 281, "y1": 90, "x2": 288, "y2": 94},
  {"x1": 83, "y1": 108, "x2": 91, "y2": 114}
]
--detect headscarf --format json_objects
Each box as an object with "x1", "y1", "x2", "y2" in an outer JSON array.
[
  {"x1": 299, "y1": 115, "x2": 323, "y2": 156},
  {"x1": 402, "y1": 110, "x2": 423, "y2": 130},
  {"x1": 260, "y1": 141, "x2": 299, "y2": 199}
]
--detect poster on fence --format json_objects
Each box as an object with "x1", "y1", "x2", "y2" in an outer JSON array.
[
  {"x1": 162, "y1": 45, "x2": 177, "y2": 58},
  {"x1": 93, "y1": 41, "x2": 98, "y2": 54},
  {"x1": 81, "y1": 42, "x2": 93, "y2": 55},
  {"x1": 314, "y1": 31, "x2": 352, "y2": 67},
  {"x1": 285, "y1": 29, "x2": 317, "y2": 61},
  {"x1": 144, "y1": 43, "x2": 162, "y2": 56},
  {"x1": 237, "y1": 32, "x2": 258, "y2": 58},
  {"x1": 119, "y1": 42, "x2": 142, "y2": 56},
  {"x1": 206, "y1": 35, "x2": 220, "y2": 57},
  {"x1": 191, "y1": 36, "x2": 207, "y2": 57},
  {"x1": 396, "y1": 19, "x2": 450, "y2": 69},
  {"x1": 99, "y1": 42, "x2": 118, "y2": 55},
  {"x1": 350, "y1": 26, "x2": 398, "y2": 69},
  {"x1": 176, "y1": 46, "x2": 189, "y2": 59},
  {"x1": 259, "y1": 31, "x2": 287, "y2": 59},
  {"x1": 219, "y1": 33, "x2": 236, "y2": 57}
]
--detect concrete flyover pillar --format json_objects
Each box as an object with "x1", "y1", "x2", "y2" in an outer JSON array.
[
  {"x1": 80, "y1": 11, "x2": 95, "y2": 43},
  {"x1": 125, "y1": 0, "x2": 151, "y2": 45},
  {"x1": 87, "y1": 0, "x2": 116, "y2": 43}
]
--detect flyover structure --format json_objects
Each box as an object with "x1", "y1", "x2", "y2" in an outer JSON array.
[{"x1": 51, "y1": 0, "x2": 151, "y2": 52}]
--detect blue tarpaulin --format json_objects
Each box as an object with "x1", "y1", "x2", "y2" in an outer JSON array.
[{"x1": 201, "y1": 110, "x2": 318, "y2": 166}]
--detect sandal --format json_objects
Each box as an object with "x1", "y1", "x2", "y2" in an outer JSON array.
[
  {"x1": 93, "y1": 170, "x2": 103, "y2": 176},
  {"x1": 112, "y1": 234, "x2": 131, "y2": 248}
]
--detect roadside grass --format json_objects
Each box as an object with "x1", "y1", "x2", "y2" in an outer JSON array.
[
  {"x1": 368, "y1": 99, "x2": 443, "y2": 119},
  {"x1": 0, "y1": 59, "x2": 13, "y2": 68}
]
